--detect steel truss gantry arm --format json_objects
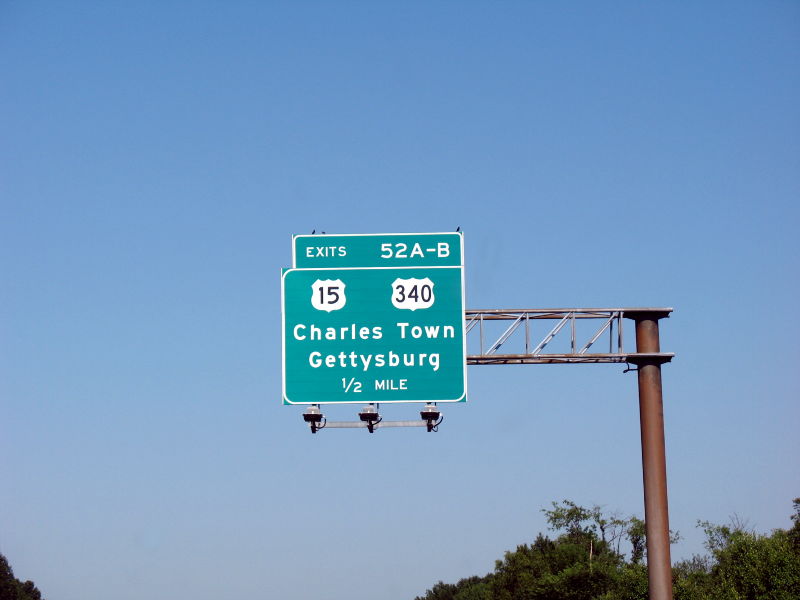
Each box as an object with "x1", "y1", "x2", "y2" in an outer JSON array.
[
  {"x1": 465, "y1": 307, "x2": 673, "y2": 366},
  {"x1": 465, "y1": 306, "x2": 675, "y2": 600}
]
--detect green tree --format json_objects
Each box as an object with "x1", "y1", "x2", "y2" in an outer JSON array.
[
  {"x1": 0, "y1": 554, "x2": 43, "y2": 600},
  {"x1": 699, "y1": 520, "x2": 800, "y2": 599},
  {"x1": 626, "y1": 517, "x2": 646, "y2": 566},
  {"x1": 787, "y1": 498, "x2": 800, "y2": 553},
  {"x1": 414, "y1": 498, "x2": 800, "y2": 600}
]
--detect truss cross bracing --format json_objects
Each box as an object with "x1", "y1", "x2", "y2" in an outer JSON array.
[{"x1": 465, "y1": 308, "x2": 673, "y2": 365}]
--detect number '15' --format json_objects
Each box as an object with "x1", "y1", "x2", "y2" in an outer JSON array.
[{"x1": 319, "y1": 286, "x2": 340, "y2": 304}]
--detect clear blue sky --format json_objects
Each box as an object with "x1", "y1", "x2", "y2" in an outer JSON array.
[{"x1": 1, "y1": 2, "x2": 798, "y2": 599}]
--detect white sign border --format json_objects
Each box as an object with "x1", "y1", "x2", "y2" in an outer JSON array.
[
  {"x1": 281, "y1": 264, "x2": 467, "y2": 405},
  {"x1": 291, "y1": 231, "x2": 464, "y2": 269}
]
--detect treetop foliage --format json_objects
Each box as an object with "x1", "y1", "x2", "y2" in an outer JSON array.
[
  {"x1": 415, "y1": 498, "x2": 800, "y2": 600},
  {"x1": 0, "y1": 554, "x2": 43, "y2": 600}
]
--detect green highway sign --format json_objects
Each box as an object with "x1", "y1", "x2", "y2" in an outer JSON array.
[
  {"x1": 293, "y1": 232, "x2": 462, "y2": 268},
  {"x1": 281, "y1": 232, "x2": 466, "y2": 405}
]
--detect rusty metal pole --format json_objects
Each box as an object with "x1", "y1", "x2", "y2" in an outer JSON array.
[{"x1": 630, "y1": 313, "x2": 673, "y2": 600}]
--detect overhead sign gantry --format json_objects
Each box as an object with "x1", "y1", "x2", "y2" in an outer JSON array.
[
  {"x1": 280, "y1": 230, "x2": 676, "y2": 600},
  {"x1": 281, "y1": 232, "x2": 467, "y2": 405}
]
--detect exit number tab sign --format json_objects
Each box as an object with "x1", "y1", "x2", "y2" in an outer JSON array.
[{"x1": 293, "y1": 232, "x2": 463, "y2": 268}]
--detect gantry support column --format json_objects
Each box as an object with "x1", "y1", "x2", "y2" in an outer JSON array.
[{"x1": 627, "y1": 311, "x2": 673, "y2": 600}]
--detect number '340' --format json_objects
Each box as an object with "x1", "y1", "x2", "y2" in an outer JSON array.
[{"x1": 391, "y1": 277, "x2": 435, "y2": 311}]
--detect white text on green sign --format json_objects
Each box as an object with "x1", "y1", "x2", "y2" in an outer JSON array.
[
  {"x1": 293, "y1": 232, "x2": 463, "y2": 268},
  {"x1": 281, "y1": 266, "x2": 466, "y2": 404}
]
